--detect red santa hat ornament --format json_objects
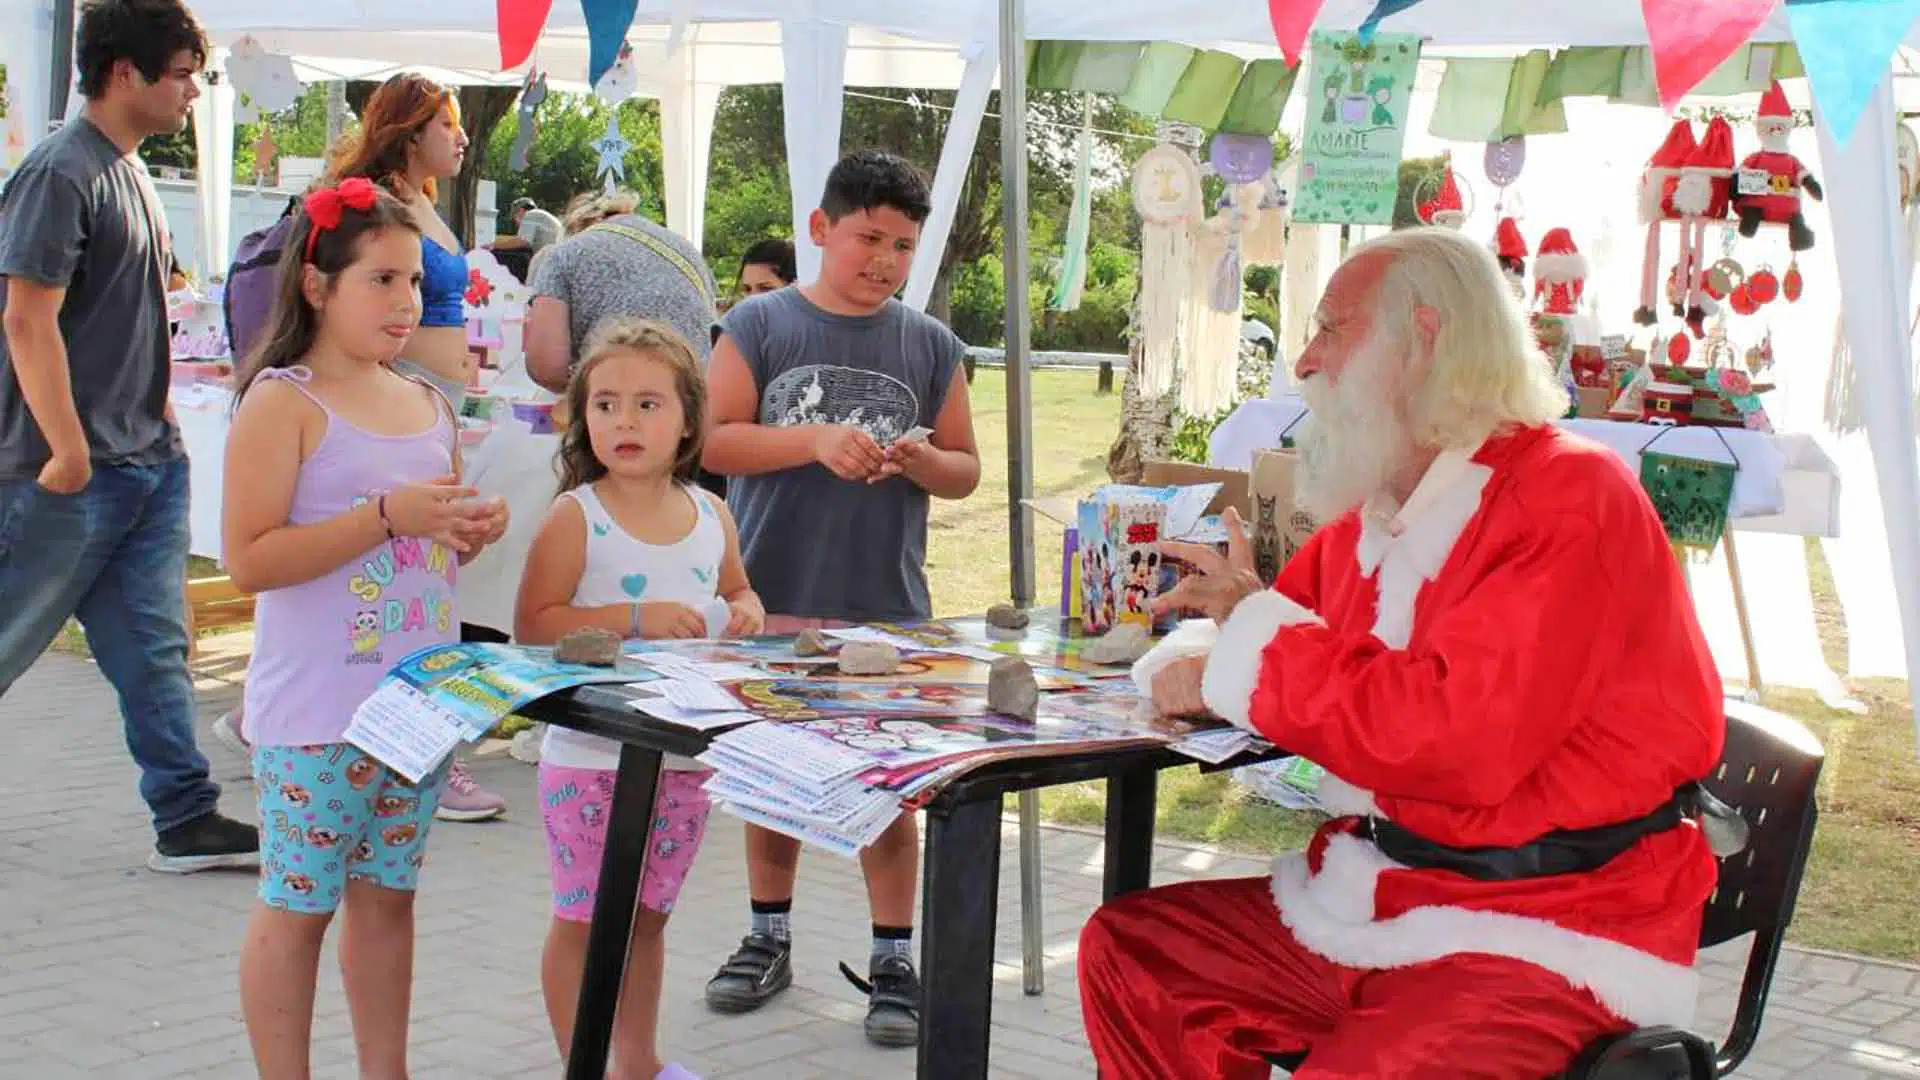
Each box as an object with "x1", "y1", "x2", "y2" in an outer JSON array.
[
  {"x1": 1417, "y1": 167, "x2": 1467, "y2": 229},
  {"x1": 1493, "y1": 217, "x2": 1528, "y2": 298},
  {"x1": 1635, "y1": 120, "x2": 1698, "y2": 325},
  {"x1": 1533, "y1": 228, "x2": 1587, "y2": 317}
]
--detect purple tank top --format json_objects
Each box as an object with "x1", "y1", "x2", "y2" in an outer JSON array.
[{"x1": 242, "y1": 367, "x2": 461, "y2": 747}]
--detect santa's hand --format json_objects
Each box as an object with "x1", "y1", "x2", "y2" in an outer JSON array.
[
  {"x1": 1154, "y1": 507, "x2": 1265, "y2": 622},
  {"x1": 1150, "y1": 655, "x2": 1211, "y2": 718}
]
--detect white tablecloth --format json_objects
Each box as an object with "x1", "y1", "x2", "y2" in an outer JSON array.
[
  {"x1": 1206, "y1": 397, "x2": 1842, "y2": 537},
  {"x1": 173, "y1": 381, "x2": 561, "y2": 634}
]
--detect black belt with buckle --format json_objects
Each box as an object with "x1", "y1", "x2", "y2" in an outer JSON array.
[{"x1": 1352, "y1": 782, "x2": 1727, "y2": 883}]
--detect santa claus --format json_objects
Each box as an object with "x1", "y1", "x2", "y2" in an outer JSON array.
[
  {"x1": 1532, "y1": 227, "x2": 1586, "y2": 316},
  {"x1": 1079, "y1": 228, "x2": 1725, "y2": 1079},
  {"x1": 1733, "y1": 80, "x2": 1822, "y2": 251}
]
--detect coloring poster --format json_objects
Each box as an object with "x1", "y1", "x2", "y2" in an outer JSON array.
[{"x1": 1292, "y1": 31, "x2": 1422, "y2": 225}]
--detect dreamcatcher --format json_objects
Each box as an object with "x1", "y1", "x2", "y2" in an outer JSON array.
[
  {"x1": 1132, "y1": 138, "x2": 1206, "y2": 399},
  {"x1": 1205, "y1": 134, "x2": 1274, "y2": 313}
]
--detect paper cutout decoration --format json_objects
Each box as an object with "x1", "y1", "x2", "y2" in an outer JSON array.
[
  {"x1": 1266, "y1": 0, "x2": 1328, "y2": 66},
  {"x1": 1638, "y1": 0, "x2": 1778, "y2": 110},
  {"x1": 1784, "y1": 0, "x2": 1920, "y2": 148},
  {"x1": 463, "y1": 248, "x2": 529, "y2": 354},
  {"x1": 583, "y1": 0, "x2": 640, "y2": 90},
  {"x1": 225, "y1": 36, "x2": 301, "y2": 123},
  {"x1": 594, "y1": 40, "x2": 639, "y2": 104},
  {"x1": 510, "y1": 71, "x2": 548, "y2": 171},
  {"x1": 498, "y1": 0, "x2": 555, "y2": 70},
  {"x1": 593, "y1": 113, "x2": 631, "y2": 192}
]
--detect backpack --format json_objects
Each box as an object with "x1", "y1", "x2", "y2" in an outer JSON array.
[{"x1": 223, "y1": 198, "x2": 300, "y2": 365}]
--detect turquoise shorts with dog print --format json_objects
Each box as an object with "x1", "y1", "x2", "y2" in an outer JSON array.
[{"x1": 252, "y1": 743, "x2": 449, "y2": 913}]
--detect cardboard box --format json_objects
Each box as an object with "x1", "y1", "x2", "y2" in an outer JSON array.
[
  {"x1": 1575, "y1": 385, "x2": 1612, "y2": 418},
  {"x1": 1248, "y1": 450, "x2": 1318, "y2": 582},
  {"x1": 1137, "y1": 461, "x2": 1249, "y2": 517}
]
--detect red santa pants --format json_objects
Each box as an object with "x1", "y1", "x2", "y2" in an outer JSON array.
[{"x1": 1078, "y1": 877, "x2": 1626, "y2": 1080}]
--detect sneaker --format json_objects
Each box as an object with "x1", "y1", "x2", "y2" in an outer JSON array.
[
  {"x1": 840, "y1": 954, "x2": 921, "y2": 1048},
  {"x1": 704, "y1": 932, "x2": 793, "y2": 1013},
  {"x1": 211, "y1": 710, "x2": 250, "y2": 755},
  {"x1": 433, "y1": 759, "x2": 506, "y2": 822},
  {"x1": 148, "y1": 812, "x2": 260, "y2": 873}
]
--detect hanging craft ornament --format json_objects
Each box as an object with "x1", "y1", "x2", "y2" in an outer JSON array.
[
  {"x1": 1413, "y1": 163, "x2": 1470, "y2": 228},
  {"x1": 1484, "y1": 136, "x2": 1525, "y2": 212},
  {"x1": 225, "y1": 36, "x2": 301, "y2": 124},
  {"x1": 1638, "y1": 430, "x2": 1740, "y2": 554},
  {"x1": 1733, "y1": 81, "x2": 1823, "y2": 252},
  {"x1": 1747, "y1": 265, "x2": 1779, "y2": 305},
  {"x1": 1132, "y1": 142, "x2": 1205, "y2": 399},
  {"x1": 592, "y1": 113, "x2": 631, "y2": 193},
  {"x1": 1209, "y1": 133, "x2": 1275, "y2": 185},
  {"x1": 510, "y1": 70, "x2": 549, "y2": 172},
  {"x1": 1783, "y1": 259, "x2": 1803, "y2": 303},
  {"x1": 251, "y1": 128, "x2": 280, "y2": 187}
]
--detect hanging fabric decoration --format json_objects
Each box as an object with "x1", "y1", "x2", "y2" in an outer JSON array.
[
  {"x1": 1183, "y1": 223, "x2": 1244, "y2": 416},
  {"x1": 1051, "y1": 95, "x2": 1096, "y2": 313},
  {"x1": 1826, "y1": 117, "x2": 1920, "y2": 432},
  {"x1": 1357, "y1": 0, "x2": 1425, "y2": 43},
  {"x1": 1206, "y1": 134, "x2": 1273, "y2": 315},
  {"x1": 498, "y1": 0, "x2": 555, "y2": 70},
  {"x1": 1638, "y1": 430, "x2": 1740, "y2": 554},
  {"x1": 1241, "y1": 156, "x2": 1293, "y2": 265},
  {"x1": 1784, "y1": 0, "x2": 1920, "y2": 148},
  {"x1": 1671, "y1": 115, "x2": 1734, "y2": 335},
  {"x1": 1132, "y1": 142, "x2": 1205, "y2": 399},
  {"x1": 582, "y1": 0, "x2": 640, "y2": 89},
  {"x1": 1266, "y1": 0, "x2": 1330, "y2": 66},
  {"x1": 509, "y1": 70, "x2": 549, "y2": 172},
  {"x1": 1634, "y1": 119, "x2": 1696, "y2": 325},
  {"x1": 1208, "y1": 189, "x2": 1244, "y2": 314},
  {"x1": 1638, "y1": 0, "x2": 1779, "y2": 110}
]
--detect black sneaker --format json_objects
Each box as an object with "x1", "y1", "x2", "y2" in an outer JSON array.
[
  {"x1": 148, "y1": 812, "x2": 260, "y2": 874},
  {"x1": 705, "y1": 932, "x2": 793, "y2": 1013},
  {"x1": 839, "y1": 954, "x2": 921, "y2": 1048}
]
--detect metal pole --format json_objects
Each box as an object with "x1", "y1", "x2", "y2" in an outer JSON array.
[
  {"x1": 47, "y1": 0, "x2": 76, "y2": 129},
  {"x1": 997, "y1": 0, "x2": 1047, "y2": 999}
]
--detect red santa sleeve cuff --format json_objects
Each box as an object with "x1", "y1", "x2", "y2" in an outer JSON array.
[{"x1": 1202, "y1": 590, "x2": 1325, "y2": 732}]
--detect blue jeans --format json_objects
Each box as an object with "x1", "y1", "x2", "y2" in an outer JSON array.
[{"x1": 0, "y1": 458, "x2": 220, "y2": 832}]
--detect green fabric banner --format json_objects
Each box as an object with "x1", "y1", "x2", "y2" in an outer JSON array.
[{"x1": 1292, "y1": 31, "x2": 1423, "y2": 226}]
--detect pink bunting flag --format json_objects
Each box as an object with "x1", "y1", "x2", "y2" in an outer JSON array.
[
  {"x1": 498, "y1": 0, "x2": 555, "y2": 71},
  {"x1": 1640, "y1": 0, "x2": 1780, "y2": 110},
  {"x1": 1268, "y1": 0, "x2": 1329, "y2": 67}
]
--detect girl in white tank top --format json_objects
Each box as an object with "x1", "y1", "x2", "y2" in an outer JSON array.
[{"x1": 512, "y1": 321, "x2": 763, "y2": 1080}]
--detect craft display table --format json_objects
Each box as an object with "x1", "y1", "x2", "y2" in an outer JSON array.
[{"x1": 519, "y1": 614, "x2": 1283, "y2": 1080}]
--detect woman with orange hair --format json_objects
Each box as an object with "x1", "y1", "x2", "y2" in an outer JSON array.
[
  {"x1": 327, "y1": 73, "x2": 476, "y2": 409},
  {"x1": 324, "y1": 73, "x2": 510, "y2": 824}
]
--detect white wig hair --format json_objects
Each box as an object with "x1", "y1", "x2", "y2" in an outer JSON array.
[{"x1": 1347, "y1": 227, "x2": 1569, "y2": 449}]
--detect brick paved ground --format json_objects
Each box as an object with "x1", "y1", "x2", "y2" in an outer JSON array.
[{"x1": 3, "y1": 646, "x2": 1918, "y2": 1078}]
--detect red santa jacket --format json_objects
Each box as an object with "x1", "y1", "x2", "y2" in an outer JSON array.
[
  {"x1": 1735, "y1": 149, "x2": 1809, "y2": 224},
  {"x1": 1199, "y1": 425, "x2": 1724, "y2": 1028}
]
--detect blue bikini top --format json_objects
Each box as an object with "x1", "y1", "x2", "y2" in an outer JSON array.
[{"x1": 419, "y1": 234, "x2": 467, "y2": 328}]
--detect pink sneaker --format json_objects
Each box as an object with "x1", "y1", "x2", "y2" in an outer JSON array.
[{"x1": 434, "y1": 758, "x2": 506, "y2": 822}]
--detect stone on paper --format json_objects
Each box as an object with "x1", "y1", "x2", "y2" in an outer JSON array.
[
  {"x1": 988, "y1": 656, "x2": 1040, "y2": 721},
  {"x1": 1080, "y1": 622, "x2": 1153, "y2": 665},
  {"x1": 553, "y1": 627, "x2": 622, "y2": 667},
  {"x1": 836, "y1": 641, "x2": 902, "y2": 675},
  {"x1": 793, "y1": 628, "x2": 830, "y2": 657}
]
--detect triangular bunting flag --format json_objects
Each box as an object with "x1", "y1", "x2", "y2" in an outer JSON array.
[
  {"x1": 1640, "y1": 0, "x2": 1779, "y2": 110},
  {"x1": 1266, "y1": 0, "x2": 1328, "y2": 66},
  {"x1": 581, "y1": 0, "x2": 640, "y2": 87},
  {"x1": 1357, "y1": 0, "x2": 1424, "y2": 43},
  {"x1": 1786, "y1": 0, "x2": 1920, "y2": 146},
  {"x1": 497, "y1": 0, "x2": 554, "y2": 70}
]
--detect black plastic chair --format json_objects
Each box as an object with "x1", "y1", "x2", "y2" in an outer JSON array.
[{"x1": 1269, "y1": 700, "x2": 1824, "y2": 1079}]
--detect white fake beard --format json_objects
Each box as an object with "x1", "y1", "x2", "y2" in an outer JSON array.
[{"x1": 1295, "y1": 335, "x2": 1413, "y2": 522}]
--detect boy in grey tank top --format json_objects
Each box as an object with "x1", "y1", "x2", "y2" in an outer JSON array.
[{"x1": 699, "y1": 151, "x2": 980, "y2": 1047}]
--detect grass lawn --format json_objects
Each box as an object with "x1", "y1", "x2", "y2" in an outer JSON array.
[{"x1": 940, "y1": 368, "x2": 1920, "y2": 965}]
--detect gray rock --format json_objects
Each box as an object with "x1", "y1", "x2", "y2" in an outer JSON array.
[
  {"x1": 837, "y1": 640, "x2": 902, "y2": 675},
  {"x1": 553, "y1": 627, "x2": 622, "y2": 667},
  {"x1": 1080, "y1": 622, "x2": 1153, "y2": 665},
  {"x1": 793, "y1": 628, "x2": 830, "y2": 657},
  {"x1": 988, "y1": 656, "x2": 1040, "y2": 721},
  {"x1": 985, "y1": 603, "x2": 1030, "y2": 631}
]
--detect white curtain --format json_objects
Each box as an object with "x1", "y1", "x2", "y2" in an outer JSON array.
[
  {"x1": 657, "y1": 44, "x2": 721, "y2": 248},
  {"x1": 903, "y1": 43, "x2": 996, "y2": 311},
  {"x1": 1815, "y1": 73, "x2": 1920, "y2": 748},
  {"x1": 780, "y1": 20, "x2": 848, "y2": 284}
]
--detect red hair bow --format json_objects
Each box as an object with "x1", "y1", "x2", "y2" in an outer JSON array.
[{"x1": 303, "y1": 177, "x2": 381, "y2": 261}]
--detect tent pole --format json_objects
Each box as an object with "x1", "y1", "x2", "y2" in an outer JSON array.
[
  {"x1": 47, "y1": 0, "x2": 75, "y2": 129},
  {"x1": 998, "y1": 0, "x2": 1046, "y2": 999}
]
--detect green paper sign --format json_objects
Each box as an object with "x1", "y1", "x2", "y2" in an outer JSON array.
[{"x1": 1292, "y1": 31, "x2": 1423, "y2": 226}]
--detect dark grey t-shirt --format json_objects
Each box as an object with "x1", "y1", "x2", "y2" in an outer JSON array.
[
  {"x1": 0, "y1": 118, "x2": 181, "y2": 478},
  {"x1": 722, "y1": 288, "x2": 965, "y2": 621}
]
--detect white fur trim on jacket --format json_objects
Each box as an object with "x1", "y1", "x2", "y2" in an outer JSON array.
[
  {"x1": 1271, "y1": 832, "x2": 1700, "y2": 1028},
  {"x1": 1314, "y1": 772, "x2": 1383, "y2": 817},
  {"x1": 1356, "y1": 460, "x2": 1493, "y2": 650},
  {"x1": 1201, "y1": 591, "x2": 1323, "y2": 732},
  {"x1": 1131, "y1": 618, "x2": 1218, "y2": 697}
]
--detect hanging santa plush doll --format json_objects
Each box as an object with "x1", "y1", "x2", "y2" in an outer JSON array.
[
  {"x1": 1493, "y1": 217, "x2": 1528, "y2": 300},
  {"x1": 1633, "y1": 119, "x2": 1697, "y2": 326},
  {"x1": 1734, "y1": 81, "x2": 1822, "y2": 251},
  {"x1": 1533, "y1": 228, "x2": 1586, "y2": 317}
]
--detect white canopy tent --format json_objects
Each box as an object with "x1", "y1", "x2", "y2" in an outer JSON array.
[{"x1": 5, "y1": 0, "x2": 1915, "y2": 746}]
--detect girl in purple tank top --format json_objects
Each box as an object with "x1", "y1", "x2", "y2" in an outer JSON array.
[{"x1": 220, "y1": 178, "x2": 510, "y2": 1079}]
